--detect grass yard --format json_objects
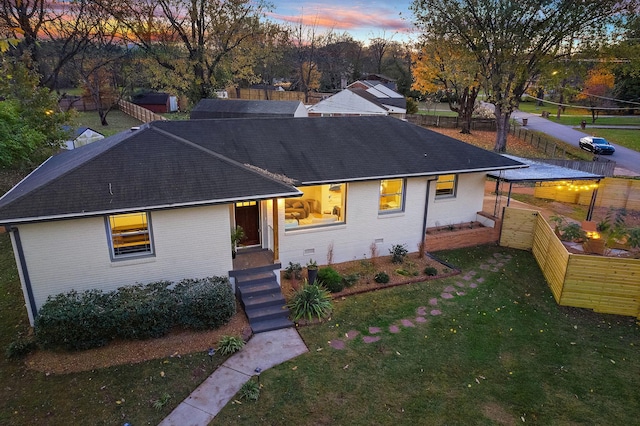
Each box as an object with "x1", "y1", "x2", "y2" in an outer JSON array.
[
  {"x1": 214, "y1": 245, "x2": 640, "y2": 425},
  {"x1": 71, "y1": 110, "x2": 143, "y2": 137}
]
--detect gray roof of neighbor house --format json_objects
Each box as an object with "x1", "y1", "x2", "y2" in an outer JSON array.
[
  {"x1": 132, "y1": 92, "x2": 171, "y2": 105},
  {"x1": 191, "y1": 99, "x2": 304, "y2": 119},
  {"x1": 0, "y1": 116, "x2": 525, "y2": 224}
]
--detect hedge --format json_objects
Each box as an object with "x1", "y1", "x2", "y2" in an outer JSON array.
[{"x1": 34, "y1": 277, "x2": 236, "y2": 351}]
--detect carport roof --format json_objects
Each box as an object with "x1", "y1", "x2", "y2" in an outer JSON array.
[{"x1": 487, "y1": 155, "x2": 604, "y2": 182}]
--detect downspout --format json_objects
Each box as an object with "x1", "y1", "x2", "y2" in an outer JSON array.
[
  {"x1": 7, "y1": 226, "x2": 37, "y2": 325},
  {"x1": 422, "y1": 179, "x2": 432, "y2": 247}
]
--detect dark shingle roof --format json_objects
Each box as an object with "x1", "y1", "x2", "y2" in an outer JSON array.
[
  {"x1": 0, "y1": 126, "x2": 300, "y2": 223},
  {"x1": 132, "y1": 92, "x2": 170, "y2": 105},
  {"x1": 0, "y1": 116, "x2": 524, "y2": 223},
  {"x1": 191, "y1": 99, "x2": 303, "y2": 119}
]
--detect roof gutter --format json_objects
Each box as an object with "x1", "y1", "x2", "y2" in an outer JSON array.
[
  {"x1": 301, "y1": 164, "x2": 526, "y2": 186},
  {"x1": 0, "y1": 190, "x2": 302, "y2": 225}
]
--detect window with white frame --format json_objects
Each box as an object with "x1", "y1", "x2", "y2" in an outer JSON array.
[
  {"x1": 435, "y1": 174, "x2": 457, "y2": 198},
  {"x1": 107, "y1": 212, "x2": 154, "y2": 259},
  {"x1": 379, "y1": 179, "x2": 405, "y2": 213}
]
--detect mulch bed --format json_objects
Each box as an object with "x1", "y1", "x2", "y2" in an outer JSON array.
[{"x1": 281, "y1": 252, "x2": 459, "y2": 301}]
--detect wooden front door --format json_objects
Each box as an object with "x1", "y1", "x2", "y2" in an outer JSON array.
[{"x1": 235, "y1": 202, "x2": 260, "y2": 246}]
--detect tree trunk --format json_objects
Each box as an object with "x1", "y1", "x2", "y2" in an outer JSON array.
[{"x1": 493, "y1": 105, "x2": 510, "y2": 152}]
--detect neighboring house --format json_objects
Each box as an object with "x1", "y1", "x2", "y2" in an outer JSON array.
[
  {"x1": 308, "y1": 87, "x2": 405, "y2": 118},
  {"x1": 191, "y1": 99, "x2": 308, "y2": 119},
  {"x1": 63, "y1": 127, "x2": 105, "y2": 150},
  {"x1": 360, "y1": 73, "x2": 398, "y2": 91},
  {"x1": 0, "y1": 116, "x2": 524, "y2": 325},
  {"x1": 132, "y1": 92, "x2": 178, "y2": 113}
]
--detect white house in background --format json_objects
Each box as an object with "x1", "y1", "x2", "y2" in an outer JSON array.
[
  {"x1": 0, "y1": 116, "x2": 525, "y2": 325},
  {"x1": 308, "y1": 82, "x2": 407, "y2": 118},
  {"x1": 63, "y1": 127, "x2": 105, "y2": 150}
]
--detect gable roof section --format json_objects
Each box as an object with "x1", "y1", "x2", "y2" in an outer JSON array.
[
  {"x1": 132, "y1": 92, "x2": 171, "y2": 105},
  {"x1": 191, "y1": 99, "x2": 306, "y2": 119},
  {"x1": 0, "y1": 126, "x2": 300, "y2": 223},
  {"x1": 307, "y1": 89, "x2": 388, "y2": 115}
]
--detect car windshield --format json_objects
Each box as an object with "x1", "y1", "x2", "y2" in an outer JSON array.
[{"x1": 592, "y1": 138, "x2": 609, "y2": 145}]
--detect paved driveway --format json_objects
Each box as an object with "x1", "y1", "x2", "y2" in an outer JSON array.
[{"x1": 512, "y1": 111, "x2": 640, "y2": 175}]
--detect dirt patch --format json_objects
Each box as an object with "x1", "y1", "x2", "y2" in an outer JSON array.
[
  {"x1": 281, "y1": 252, "x2": 457, "y2": 301},
  {"x1": 25, "y1": 306, "x2": 251, "y2": 375},
  {"x1": 482, "y1": 402, "x2": 518, "y2": 425}
]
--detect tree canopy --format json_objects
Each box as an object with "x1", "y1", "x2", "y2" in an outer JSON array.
[
  {"x1": 411, "y1": 0, "x2": 632, "y2": 151},
  {"x1": 0, "y1": 56, "x2": 71, "y2": 169}
]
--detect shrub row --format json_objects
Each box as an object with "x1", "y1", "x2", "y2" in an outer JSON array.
[{"x1": 34, "y1": 277, "x2": 235, "y2": 351}]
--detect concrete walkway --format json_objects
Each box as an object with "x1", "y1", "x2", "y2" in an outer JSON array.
[{"x1": 159, "y1": 327, "x2": 308, "y2": 426}]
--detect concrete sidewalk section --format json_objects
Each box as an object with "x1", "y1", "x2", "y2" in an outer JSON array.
[{"x1": 159, "y1": 328, "x2": 308, "y2": 426}]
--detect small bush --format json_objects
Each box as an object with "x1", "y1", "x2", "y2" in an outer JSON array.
[
  {"x1": 283, "y1": 262, "x2": 302, "y2": 280},
  {"x1": 240, "y1": 379, "x2": 261, "y2": 401},
  {"x1": 174, "y1": 277, "x2": 236, "y2": 330},
  {"x1": 317, "y1": 267, "x2": 344, "y2": 293},
  {"x1": 35, "y1": 289, "x2": 114, "y2": 350},
  {"x1": 5, "y1": 337, "x2": 37, "y2": 359},
  {"x1": 424, "y1": 266, "x2": 438, "y2": 276},
  {"x1": 218, "y1": 335, "x2": 245, "y2": 355},
  {"x1": 342, "y1": 273, "x2": 359, "y2": 287},
  {"x1": 287, "y1": 281, "x2": 333, "y2": 321},
  {"x1": 110, "y1": 282, "x2": 174, "y2": 340},
  {"x1": 374, "y1": 271, "x2": 390, "y2": 284},
  {"x1": 389, "y1": 244, "x2": 408, "y2": 264}
]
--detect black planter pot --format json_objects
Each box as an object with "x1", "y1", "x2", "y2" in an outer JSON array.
[{"x1": 307, "y1": 268, "x2": 318, "y2": 285}]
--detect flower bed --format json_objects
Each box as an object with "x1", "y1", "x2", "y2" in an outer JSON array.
[{"x1": 281, "y1": 252, "x2": 459, "y2": 301}]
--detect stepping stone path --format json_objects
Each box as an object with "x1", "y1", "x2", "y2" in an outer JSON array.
[{"x1": 327, "y1": 252, "x2": 513, "y2": 350}]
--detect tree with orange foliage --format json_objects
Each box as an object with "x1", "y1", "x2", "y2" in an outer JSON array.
[
  {"x1": 577, "y1": 67, "x2": 615, "y2": 123},
  {"x1": 412, "y1": 37, "x2": 481, "y2": 134}
]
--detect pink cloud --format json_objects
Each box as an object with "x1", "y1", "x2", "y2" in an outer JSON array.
[{"x1": 268, "y1": 5, "x2": 412, "y2": 35}]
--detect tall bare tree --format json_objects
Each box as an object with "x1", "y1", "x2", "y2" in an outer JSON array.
[
  {"x1": 0, "y1": 0, "x2": 95, "y2": 90},
  {"x1": 95, "y1": 0, "x2": 274, "y2": 105},
  {"x1": 411, "y1": 0, "x2": 631, "y2": 152}
]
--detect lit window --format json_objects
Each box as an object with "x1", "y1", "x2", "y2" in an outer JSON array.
[
  {"x1": 284, "y1": 183, "x2": 346, "y2": 230},
  {"x1": 436, "y1": 174, "x2": 457, "y2": 198},
  {"x1": 379, "y1": 179, "x2": 405, "y2": 213},
  {"x1": 107, "y1": 212, "x2": 153, "y2": 259}
]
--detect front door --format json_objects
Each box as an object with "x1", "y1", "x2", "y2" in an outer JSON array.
[{"x1": 235, "y1": 202, "x2": 260, "y2": 246}]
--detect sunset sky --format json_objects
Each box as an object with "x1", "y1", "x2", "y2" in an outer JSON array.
[{"x1": 267, "y1": 0, "x2": 416, "y2": 43}]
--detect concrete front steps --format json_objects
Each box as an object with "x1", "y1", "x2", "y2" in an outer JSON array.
[{"x1": 232, "y1": 266, "x2": 293, "y2": 334}]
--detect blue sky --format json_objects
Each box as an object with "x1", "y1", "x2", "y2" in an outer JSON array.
[{"x1": 267, "y1": 0, "x2": 416, "y2": 43}]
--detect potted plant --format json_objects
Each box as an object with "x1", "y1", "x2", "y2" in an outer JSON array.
[
  {"x1": 306, "y1": 259, "x2": 318, "y2": 285},
  {"x1": 230, "y1": 225, "x2": 245, "y2": 259}
]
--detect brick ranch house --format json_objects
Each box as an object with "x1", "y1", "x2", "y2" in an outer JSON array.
[{"x1": 0, "y1": 116, "x2": 524, "y2": 325}]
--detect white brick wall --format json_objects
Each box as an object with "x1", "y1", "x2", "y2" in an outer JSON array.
[
  {"x1": 427, "y1": 173, "x2": 485, "y2": 228},
  {"x1": 278, "y1": 173, "x2": 487, "y2": 267},
  {"x1": 16, "y1": 205, "x2": 233, "y2": 318},
  {"x1": 279, "y1": 178, "x2": 428, "y2": 266}
]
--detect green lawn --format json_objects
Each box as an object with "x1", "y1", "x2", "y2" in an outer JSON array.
[
  {"x1": 214, "y1": 245, "x2": 640, "y2": 425},
  {"x1": 71, "y1": 110, "x2": 143, "y2": 137},
  {"x1": 518, "y1": 101, "x2": 640, "y2": 126},
  {"x1": 2, "y1": 237, "x2": 638, "y2": 424}
]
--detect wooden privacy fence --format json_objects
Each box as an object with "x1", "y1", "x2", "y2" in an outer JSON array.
[
  {"x1": 406, "y1": 114, "x2": 496, "y2": 131},
  {"x1": 118, "y1": 100, "x2": 166, "y2": 123},
  {"x1": 534, "y1": 177, "x2": 640, "y2": 210},
  {"x1": 500, "y1": 207, "x2": 640, "y2": 319},
  {"x1": 228, "y1": 88, "x2": 306, "y2": 103}
]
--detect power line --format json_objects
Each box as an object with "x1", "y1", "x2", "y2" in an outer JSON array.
[{"x1": 522, "y1": 94, "x2": 639, "y2": 111}]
